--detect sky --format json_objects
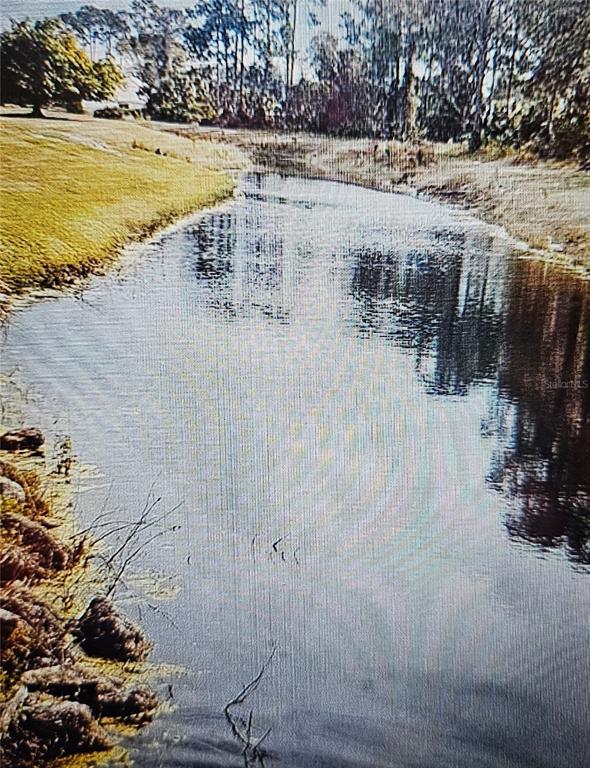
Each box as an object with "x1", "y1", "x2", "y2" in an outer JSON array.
[{"x1": 1, "y1": 1, "x2": 193, "y2": 23}]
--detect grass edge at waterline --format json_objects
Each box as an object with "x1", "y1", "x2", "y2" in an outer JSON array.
[{"x1": 0, "y1": 112, "x2": 247, "y2": 299}]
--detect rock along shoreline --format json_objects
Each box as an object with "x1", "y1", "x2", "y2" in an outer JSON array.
[{"x1": 0, "y1": 428, "x2": 159, "y2": 767}]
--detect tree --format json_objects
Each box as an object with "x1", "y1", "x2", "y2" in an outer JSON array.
[
  {"x1": 144, "y1": 65, "x2": 215, "y2": 123},
  {"x1": 309, "y1": 33, "x2": 372, "y2": 134},
  {"x1": 184, "y1": 0, "x2": 244, "y2": 119},
  {"x1": 520, "y1": 0, "x2": 590, "y2": 155},
  {"x1": 60, "y1": 5, "x2": 129, "y2": 58},
  {"x1": 0, "y1": 19, "x2": 123, "y2": 117},
  {"x1": 468, "y1": 0, "x2": 498, "y2": 151},
  {"x1": 121, "y1": 0, "x2": 214, "y2": 123},
  {"x1": 31, "y1": 0, "x2": 585, "y2": 155}
]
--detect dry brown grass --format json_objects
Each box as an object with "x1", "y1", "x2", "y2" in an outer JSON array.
[
  {"x1": 0, "y1": 460, "x2": 50, "y2": 519},
  {"x1": 206, "y1": 128, "x2": 590, "y2": 269},
  {"x1": 0, "y1": 450, "x2": 160, "y2": 765}
]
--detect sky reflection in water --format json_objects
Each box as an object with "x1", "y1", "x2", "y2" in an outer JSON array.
[{"x1": 2, "y1": 174, "x2": 589, "y2": 767}]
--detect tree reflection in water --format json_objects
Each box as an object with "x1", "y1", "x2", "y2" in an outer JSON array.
[
  {"x1": 491, "y1": 260, "x2": 590, "y2": 566},
  {"x1": 351, "y1": 244, "x2": 590, "y2": 567},
  {"x1": 188, "y1": 193, "x2": 590, "y2": 568}
]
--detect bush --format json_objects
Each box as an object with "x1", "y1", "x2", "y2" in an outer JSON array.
[{"x1": 93, "y1": 106, "x2": 124, "y2": 120}]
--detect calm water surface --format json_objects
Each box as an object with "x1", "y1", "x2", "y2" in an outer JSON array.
[{"x1": 2, "y1": 175, "x2": 589, "y2": 768}]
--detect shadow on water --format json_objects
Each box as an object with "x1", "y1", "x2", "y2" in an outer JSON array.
[
  {"x1": 349, "y1": 234, "x2": 504, "y2": 395},
  {"x1": 350, "y1": 245, "x2": 590, "y2": 566}
]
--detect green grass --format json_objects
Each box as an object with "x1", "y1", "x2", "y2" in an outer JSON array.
[{"x1": 0, "y1": 114, "x2": 244, "y2": 294}]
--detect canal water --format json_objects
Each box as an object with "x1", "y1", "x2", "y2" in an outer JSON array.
[{"x1": 2, "y1": 174, "x2": 589, "y2": 767}]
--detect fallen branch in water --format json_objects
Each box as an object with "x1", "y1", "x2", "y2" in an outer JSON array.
[
  {"x1": 61, "y1": 493, "x2": 182, "y2": 611},
  {"x1": 223, "y1": 646, "x2": 277, "y2": 767},
  {"x1": 93, "y1": 488, "x2": 182, "y2": 598},
  {"x1": 105, "y1": 525, "x2": 179, "y2": 598}
]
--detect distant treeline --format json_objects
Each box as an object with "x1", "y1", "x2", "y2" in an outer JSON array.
[{"x1": 9, "y1": 1, "x2": 590, "y2": 157}]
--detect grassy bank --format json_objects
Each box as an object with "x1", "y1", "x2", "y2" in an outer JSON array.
[
  {"x1": 193, "y1": 129, "x2": 590, "y2": 273},
  {"x1": 0, "y1": 111, "x2": 247, "y2": 298}
]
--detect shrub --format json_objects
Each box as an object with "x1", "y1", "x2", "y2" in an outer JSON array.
[{"x1": 93, "y1": 106, "x2": 125, "y2": 120}]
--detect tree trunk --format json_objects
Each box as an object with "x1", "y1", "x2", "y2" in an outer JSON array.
[
  {"x1": 284, "y1": 1, "x2": 291, "y2": 102},
  {"x1": 505, "y1": 12, "x2": 519, "y2": 122},
  {"x1": 399, "y1": 26, "x2": 415, "y2": 140},
  {"x1": 290, "y1": 0, "x2": 298, "y2": 90},
  {"x1": 215, "y1": 25, "x2": 221, "y2": 113},
  {"x1": 546, "y1": 83, "x2": 559, "y2": 145},
  {"x1": 233, "y1": 27, "x2": 239, "y2": 113},
  {"x1": 262, "y1": 0, "x2": 271, "y2": 94},
  {"x1": 239, "y1": 0, "x2": 245, "y2": 110},
  {"x1": 484, "y1": 44, "x2": 498, "y2": 133},
  {"x1": 30, "y1": 103, "x2": 44, "y2": 118},
  {"x1": 469, "y1": 1, "x2": 492, "y2": 152},
  {"x1": 384, "y1": 43, "x2": 400, "y2": 138}
]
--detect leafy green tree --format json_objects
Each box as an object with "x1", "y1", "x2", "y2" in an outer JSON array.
[
  {"x1": 121, "y1": 0, "x2": 213, "y2": 123},
  {"x1": 144, "y1": 66, "x2": 215, "y2": 123},
  {"x1": 0, "y1": 19, "x2": 123, "y2": 117}
]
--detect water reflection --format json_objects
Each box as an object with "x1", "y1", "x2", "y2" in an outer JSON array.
[
  {"x1": 4, "y1": 173, "x2": 589, "y2": 767},
  {"x1": 188, "y1": 209, "x2": 295, "y2": 323},
  {"x1": 186, "y1": 178, "x2": 590, "y2": 568},
  {"x1": 491, "y1": 260, "x2": 590, "y2": 565},
  {"x1": 349, "y1": 238, "x2": 505, "y2": 395}
]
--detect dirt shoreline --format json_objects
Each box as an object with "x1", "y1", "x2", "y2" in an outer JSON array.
[{"x1": 186, "y1": 129, "x2": 590, "y2": 276}]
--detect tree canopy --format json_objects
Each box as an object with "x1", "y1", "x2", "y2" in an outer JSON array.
[
  {"x1": 0, "y1": 19, "x2": 123, "y2": 117},
  {"x1": 7, "y1": 0, "x2": 589, "y2": 159}
]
